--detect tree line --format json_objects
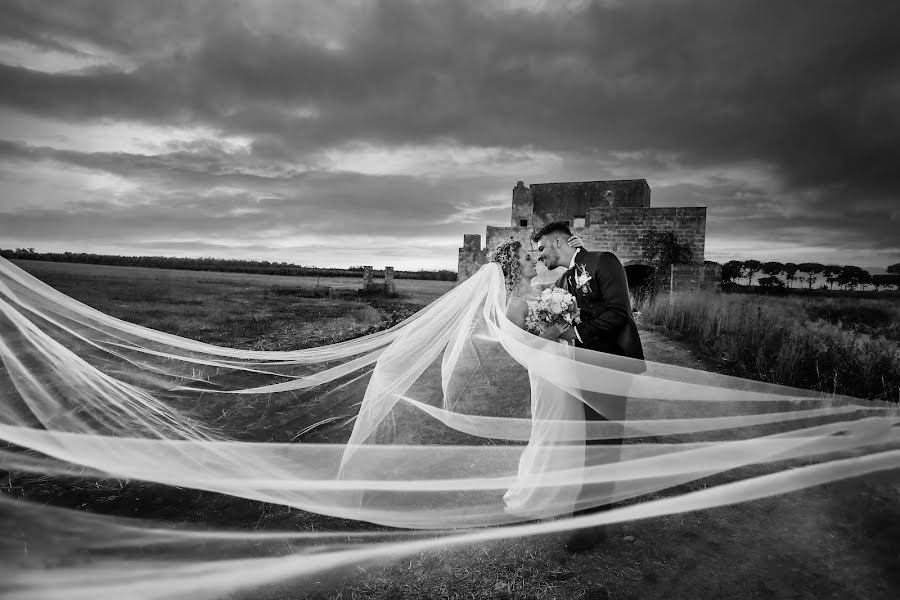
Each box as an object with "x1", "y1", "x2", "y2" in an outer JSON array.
[
  {"x1": 719, "y1": 260, "x2": 900, "y2": 291},
  {"x1": 632, "y1": 229, "x2": 900, "y2": 294},
  {"x1": 4, "y1": 245, "x2": 896, "y2": 290},
  {"x1": 0, "y1": 248, "x2": 458, "y2": 281}
]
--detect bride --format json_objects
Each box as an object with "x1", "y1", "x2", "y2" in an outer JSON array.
[{"x1": 489, "y1": 239, "x2": 588, "y2": 519}]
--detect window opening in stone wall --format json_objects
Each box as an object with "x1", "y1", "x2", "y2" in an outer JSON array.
[{"x1": 519, "y1": 219, "x2": 528, "y2": 226}]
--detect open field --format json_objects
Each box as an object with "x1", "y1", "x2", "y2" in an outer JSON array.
[
  {"x1": 638, "y1": 292, "x2": 900, "y2": 402},
  {"x1": 9, "y1": 259, "x2": 454, "y2": 350},
  {"x1": 4, "y1": 261, "x2": 899, "y2": 599}
]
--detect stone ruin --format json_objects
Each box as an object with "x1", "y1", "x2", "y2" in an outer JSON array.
[
  {"x1": 361, "y1": 266, "x2": 396, "y2": 295},
  {"x1": 458, "y1": 179, "x2": 721, "y2": 294},
  {"x1": 385, "y1": 267, "x2": 395, "y2": 294}
]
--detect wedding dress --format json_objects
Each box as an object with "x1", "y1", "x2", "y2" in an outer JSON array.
[{"x1": 502, "y1": 297, "x2": 586, "y2": 518}]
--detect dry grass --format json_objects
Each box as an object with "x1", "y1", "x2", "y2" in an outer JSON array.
[
  {"x1": 9, "y1": 259, "x2": 442, "y2": 350},
  {"x1": 638, "y1": 292, "x2": 900, "y2": 402}
]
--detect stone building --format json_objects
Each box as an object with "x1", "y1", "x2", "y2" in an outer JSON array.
[{"x1": 458, "y1": 179, "x2": 720, "y2": 294}]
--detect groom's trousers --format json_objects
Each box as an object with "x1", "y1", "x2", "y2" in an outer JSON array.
[
  {"x1": 573, "y1": 388, "x2": 627, "y2": 516},
  {"x1": 569, "y1": 345, "x2": 646, "y2": 517}
]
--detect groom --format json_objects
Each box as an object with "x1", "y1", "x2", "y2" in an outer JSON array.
[{"x1": 533, "y1": 221, "x2": 644, "y2": 553}]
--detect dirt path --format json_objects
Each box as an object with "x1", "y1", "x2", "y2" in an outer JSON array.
[{"x1": 638, "y1": 326, "x2": 711, "y2": 370}]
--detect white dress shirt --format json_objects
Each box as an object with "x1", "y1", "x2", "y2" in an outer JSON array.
[{"x1": 569, "y1": 248, "x2": 582, "y2": 270}]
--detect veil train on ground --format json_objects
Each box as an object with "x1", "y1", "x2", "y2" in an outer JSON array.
[{"x1": 1, "y1": 256, "x2": 897, "y2": 599}]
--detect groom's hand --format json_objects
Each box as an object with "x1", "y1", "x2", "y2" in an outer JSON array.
[
  {"x1": 543, "y1": 322, "x2": 575, "y2": 340},
  {"x1": 548, "y1": 322, "x2": 576, "y2": 341},
  {"x1": 558, "y1": 325, "x2": 577, "y2": 341}
]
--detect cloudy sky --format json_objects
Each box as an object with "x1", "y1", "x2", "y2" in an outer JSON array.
[{"x1": 1, "y1": 0, "x2": 898, "y2": 271}]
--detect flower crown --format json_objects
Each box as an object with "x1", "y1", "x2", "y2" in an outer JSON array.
[{"x1": 489, "y1": 240, "x2": 522, "y2": 296}]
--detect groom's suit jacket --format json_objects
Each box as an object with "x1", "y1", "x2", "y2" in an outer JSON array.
[{"x1": 555, "y1": 249, "x2": 644, "y2": 360}]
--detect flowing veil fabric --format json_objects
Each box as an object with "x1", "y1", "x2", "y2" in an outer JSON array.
[
  {"x1": 501, "y1": 354, "x2": 586, "y2": 519},
  {"x1": 0, "y1": 256, "x2": 898, "y2": 599}
]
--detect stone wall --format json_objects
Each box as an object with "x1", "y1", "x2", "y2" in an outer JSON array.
[
  {"x1": 702, "y1": 262, "x2": 722, "y2": 293},
  {"x1": 457, "y1": 179, "x2": 715, "y2": 295},
  {"x1": 360, "y1": 265, "x2": 398, "y2": 294},
  {"x1": 670, "y1": 264, "x2": 704, "y2": 294},
  {"x1": 485, "y1": 225, "x2": 532, "y2": 252},
  {"x1": 583, "y1": 207, "x2": 707, "y2": 266},
  {"x1": 457, "y1": 234, "x2": 488, "y2": 281},
  {"x1": 510, "y1": 181, "x2": 534, "y2": 227},
  {"x1": 384, "y1": 266, "x2": 396, "y2": 294},
  {"x1": 529, "y1": 179, "x2": 651, "y2": 229},
  {"x1": 457, "y1": 208, "x2": 709, "y2": 289}
]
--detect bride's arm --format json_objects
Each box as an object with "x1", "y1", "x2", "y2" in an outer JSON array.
[{"x1": 505, "y1": 297, "x2": 529, "y2": 330}]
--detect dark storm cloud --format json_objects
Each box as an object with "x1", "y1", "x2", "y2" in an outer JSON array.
[
  {"x1": 0, "y1": 139, "x2": 510, "y2": 242},
  {"x1": 4, "y1": 1, "x2": 899, "y2": 165},
  {"x1": 0, "y1": 138, "x2": 306, "y2": 185},
  {"x1": 1, "y1": 0, "x2": 898, "y2": 267}
]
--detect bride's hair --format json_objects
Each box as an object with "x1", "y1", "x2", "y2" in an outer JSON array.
[{"x1": 489, "y1": 240, "x2": 523, "y2": 296}]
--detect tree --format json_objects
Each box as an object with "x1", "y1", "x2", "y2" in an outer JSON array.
[
  {"x1": 639, "y1": 228, "x2": 694, "y2": 297},
  {"x1": 888, "y1": 263, "x2": 900, "y2": 275},
  {"x1": 858, "y1": 270, "x2": 873, "y2": 291},
  {"x1": 835, "y1": 265, "x2": 869, "y2": 290},
  {"x1": 721, "y1": 260, "x2": 744, "y2": 285},
  {"x1": 783, "y1": 262, "x2": 799, "y2": 288},
  {"x1": 640, "y1": 229, "x2": 694, "y2": 266},
  {"x1": 822, "y1": 265, "x2": 842, "y2": 290},
  {"x1": 796, "y1": 262, "x2": 825, "y2": 290},
  {"x1": 742, "y1": 260, "x2": 762, "y2": 286},
  {"x1": 758, "y1": 275, "x2": 786, "y2": 289},
  {"x1": 873, "y1": 273, "x2": 900, "y2": 291},
  {"x1": 762, "y1": 261, "x2": 784, "y2": 275},
  {"x1": 761, "y1": 261, "x2": 785, "y2": 286}
]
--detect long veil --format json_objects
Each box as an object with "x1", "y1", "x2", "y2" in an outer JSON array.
[{"x1": 1, "y1": 256, "x2": 897, "y2": 598}]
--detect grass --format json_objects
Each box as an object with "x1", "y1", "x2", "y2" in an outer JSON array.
[
  {"x1": 9, "y1": 259, "x2": 451, "y2": 349},
  {"x1": 801, "y1": 297, "x2": 900, "y2": 342},
  {"x1": 637, "y1": 292, "x2": 900, "y2": 402},
  {"x1": 3, "y1": 261, "x2": 900, "y2": 599}
]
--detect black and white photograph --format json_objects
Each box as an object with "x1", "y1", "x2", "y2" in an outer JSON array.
[{"x1": 1, "y1": 1, "x2": 899, "y2": 598}]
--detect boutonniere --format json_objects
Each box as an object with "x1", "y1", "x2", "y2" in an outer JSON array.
[{"x1": 575, "y1": 264, "x2": 592, "y2": 294}]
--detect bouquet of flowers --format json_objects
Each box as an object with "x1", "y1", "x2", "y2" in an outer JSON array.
[{"x1": 524, "y1": 286, "x2": 581, "y2": 336}]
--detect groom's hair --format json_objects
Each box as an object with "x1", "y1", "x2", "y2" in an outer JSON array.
[{"x1": 531, "y1": 221, "x2": 572, "y2": 243}]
